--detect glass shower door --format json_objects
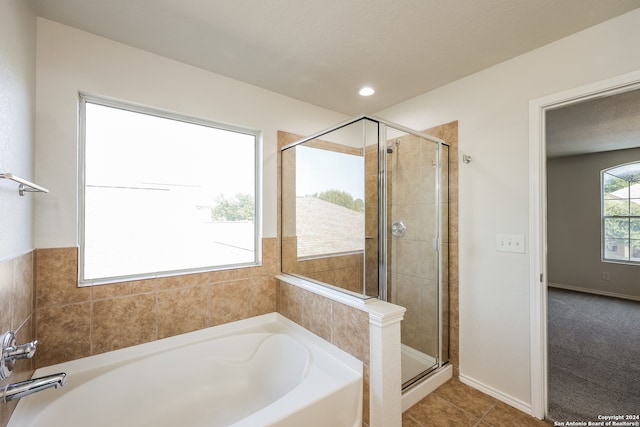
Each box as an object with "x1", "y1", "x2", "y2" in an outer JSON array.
[{"x1": 383, "y1": 126, "x2": 448, "y2": 388}]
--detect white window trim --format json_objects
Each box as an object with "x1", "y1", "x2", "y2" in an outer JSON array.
[
  {"x1": 78, "y1": 92, "x2": 262, "y2": 286},
  {"x1": 601, "y1": 161, "x2": 640, "y2": 266}
]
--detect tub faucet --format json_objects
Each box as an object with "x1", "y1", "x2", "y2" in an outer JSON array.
[
  {"x1": 1, "y1": 373, "x2": 67, "y2": 403},
  {"x1": 1, "y1": 331, "x2": 68, "y2": 403}
]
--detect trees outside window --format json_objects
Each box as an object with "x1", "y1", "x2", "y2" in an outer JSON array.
[
  {"x1": 79, "y1": 94, "x2": 260, "y2": 285},
  {"x1": 602, "y1": 162, "x2": 640, "y2": 263}
]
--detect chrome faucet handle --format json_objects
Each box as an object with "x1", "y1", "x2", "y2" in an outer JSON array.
[
  {"x1": 1, "y1": 332, "x2": 38, "y2": 380},
  {"x1": 6, "y1": 340, "x2": 38, "y2": 360}
]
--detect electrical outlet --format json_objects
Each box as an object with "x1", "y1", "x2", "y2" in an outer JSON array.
[
  {"x1": 602, "y1": 272, "x2": 610, "y2": 280},
  {"x1": 496, "y1": 234, "x2": 526, "y2": 253}
]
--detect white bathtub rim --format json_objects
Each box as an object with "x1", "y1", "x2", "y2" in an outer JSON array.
[
  {"x1": 13, "y1": 313, "x2": 363, "y2": 427},
  {"x1": 34, "y1": 312, "x2": 361, "y2": 378}
]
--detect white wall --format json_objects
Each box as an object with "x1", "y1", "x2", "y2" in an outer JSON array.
[
  {"x1": 34, "y1": 18, "x2": 347, "y2": 248},
  {"x1": 0, "y1": 0, "x2": 36, "y2": 260},
  {"x1": 376, "y1": 8, "x2": 640, "y2": 411}
]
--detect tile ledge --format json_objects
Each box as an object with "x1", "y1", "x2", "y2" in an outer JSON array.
[{"x1": 276, "y1": 274, "x2": 405, "y2": 325}]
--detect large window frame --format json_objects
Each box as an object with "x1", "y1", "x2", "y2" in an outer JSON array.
[
  {"x1": 601, "y1": 161, "x2": 640, "y2": 265},
  {"x1": 78, "y1": 93, "x2": 261, "y2": 286}
]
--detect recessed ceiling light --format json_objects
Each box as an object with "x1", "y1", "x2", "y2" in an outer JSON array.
[{"x1": 358, "y1": 87, "x2": 375, "y2": 97}]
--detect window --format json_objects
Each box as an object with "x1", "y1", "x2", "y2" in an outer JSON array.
[
  {"x1": 602, "y1": 162, "x2": 640, "y2": 264},
  {"x1": 79, "y1": 94, "x2": 260, "y2": 285}
]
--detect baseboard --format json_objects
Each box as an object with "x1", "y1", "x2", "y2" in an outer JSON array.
[
  {"x1": 459, "y1": 374, "x2": 534, "y2": 417},
  {"x1": 548, "y1": 282, "x2": 640, "y2": 302}
]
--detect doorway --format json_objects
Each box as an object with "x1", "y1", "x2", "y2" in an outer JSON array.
[{"x1": 529, "y1": 70, "x2": 640, "y2": 420}]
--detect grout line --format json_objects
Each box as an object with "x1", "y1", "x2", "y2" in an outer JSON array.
[
  {"x1": 89, "y1": 299, "x2": 93, "y2": 355},
  {"x1": 474, "y1": 401, "x2": 498, "y2": 426},
  {"x1": 403, "y1": 411, "x2": 426, "y2": 427},
  {"x1": 90, "y1": 289, "x2": 157, "y2": 302},
  {"x1": 206, "y1": 282, "x2": 211, "y2": 327}
]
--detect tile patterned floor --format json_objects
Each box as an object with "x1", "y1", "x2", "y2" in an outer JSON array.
[{"x1": 403, "y1": 378, "x2": 552, "y2": 427}]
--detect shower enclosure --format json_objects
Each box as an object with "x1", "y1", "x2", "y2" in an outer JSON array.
[{"x1": 280, "y1": 115, "x2": 449, "y2": 390}]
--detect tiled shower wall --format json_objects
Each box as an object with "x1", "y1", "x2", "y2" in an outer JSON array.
[
  {"x1": 388, "y1": 132, "x2": 447, "y2": 359},
  {"x1": 277, "y1": 122, "x2": 458, "y2": 426},
  {"x1": 33, "y1": 238, "x2": 278, "y2": 368},
  {"x1": 0, "y1": 252, "x2": 36, "y2": 425},
  {"x1": 284, "y1": 251, "x2": 364, "y2": 294},
  {"x1": 422, "y1": 121, "x2": 459, "y2": 375}
]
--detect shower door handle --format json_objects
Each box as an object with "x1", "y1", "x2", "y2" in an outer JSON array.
[{"x1": 392, "y1": 221, "x2": 406, "y2": 237}]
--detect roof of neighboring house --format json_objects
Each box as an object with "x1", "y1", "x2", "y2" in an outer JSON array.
[
  {"x1": 609, "y1": 182, "x2": 640, "y2": 200},
  {"x1": 296, "y1": 196, "x2": 364, "y2": 258}
]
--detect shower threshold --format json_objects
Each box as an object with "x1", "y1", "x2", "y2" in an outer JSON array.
[
  {"x1": 401, "y1": 362, "x2": 453, "y2": 412},
  {"x1": 401, "y1": 344, "x2": 437, "y2": 386}
]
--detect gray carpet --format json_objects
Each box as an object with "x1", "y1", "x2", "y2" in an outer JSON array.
[{"x1": 547, "y1": 287, "x2": 640, "y2": 422}]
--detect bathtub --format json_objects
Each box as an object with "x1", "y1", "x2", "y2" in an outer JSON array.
[{"x1": 8, "y1": 313, "x2": 363, "y2": 427}]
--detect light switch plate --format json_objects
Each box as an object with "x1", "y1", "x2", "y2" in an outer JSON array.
[{"x1": 496, "y1": 234, "x2": 525, "y2": 253}]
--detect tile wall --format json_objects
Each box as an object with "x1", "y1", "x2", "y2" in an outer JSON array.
[
  {"x1": 0, "y1": 252, "x2": 36, "y2": 425},
  {"x1": 33, "y1": 238, "x2": 278, "y2": 368},
  {"x1": 285, "y1": 251, "x2": 364, "y2": 294},
  {"x1": 422, "y1": 121, "x2": 459, "y2": 374},
  {"x1": 277, "y1": 122, "x2": 459, "y2": 426},
  {"x1": 387, "y1": 132, "x2": 441, "y2": 357},
  {"x1": 276, "y1": 279, "x2": 371, "y2": 426},
  {"x1": 364, "y1": 142, "x2": 380, "y2": 297}
]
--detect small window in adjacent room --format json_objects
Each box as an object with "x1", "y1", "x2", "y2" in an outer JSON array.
[
  {"x1": 79, "y1": 94, "x2": 260, "y2": 285},
  {"x1": 602, "y1": 162, "x2": 640, "y2": 264}
]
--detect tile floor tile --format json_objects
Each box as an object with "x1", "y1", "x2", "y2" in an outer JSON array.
[
  {"x1": 480, "y1": 402, "x2": 551, "y2": 427},
  {"x1": 433, "y1": 378, "x2": 497, "y2": 418},
  {"x1": 403, "y1": 379, "x2": 552, "y2": 426},
  {"x1": 404, "y1": 393, "x2": 480, "y2": 427}
]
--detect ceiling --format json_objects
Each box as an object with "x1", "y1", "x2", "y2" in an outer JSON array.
[
  {"x1": 34, "y1": 0, "x2": 640, "y2": 116},
  {"x1": 546, "y1": 87, "x2": 640, "y2": 158}
]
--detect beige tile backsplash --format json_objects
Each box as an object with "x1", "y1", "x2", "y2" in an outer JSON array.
[
  {"x1": 33, "y1": 238, "x2": 278, "y2": 368},
  {"x1": 0, "y1": 252, "x2": 36, "y2": 425},
  {"x1": 276, "y1": 278, "x2": 371, "y2": 425}
]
